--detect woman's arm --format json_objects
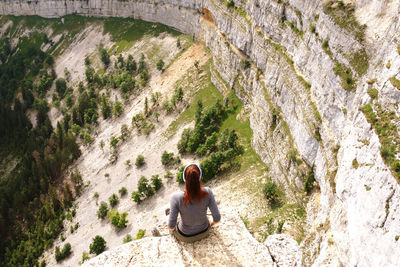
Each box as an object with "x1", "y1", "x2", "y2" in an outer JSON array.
[
  {"x1": 168, "y1": 194, "x2": 179, "y2": 231},
  {"x1": 208, "y1": 189, "x2": 221, "y2": 225}
]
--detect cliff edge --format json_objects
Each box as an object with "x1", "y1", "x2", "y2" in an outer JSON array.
[{"x1": 82, "y1": 213, "x2": 301, "y2": 267}]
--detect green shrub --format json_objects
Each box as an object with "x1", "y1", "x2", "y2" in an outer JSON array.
[
  {"x1": 97, "y1": 201, "x2": 108, "y2": 219},
  {"x1": 99, "y1": 46, "x2": 110, "y2": 67},
  {"x1": 277, "y1": 220, "x2": 285, "y2": 234},
  {"x1": 156, "y1": 59, "x2": 165, "y2": 71},
  {"x1": 79, "y1": 251, "x2": 89, "y2": 265},
  {"x1": 137, "y1": 176, "x2": 154, "y2": 197},
  {"x1": 304, "y1": 171, "x2": 315, "y2": 194},
  {"x1": 310, "y1": 24, "x2": 316, "y2": 33},
  {"x1": 367, "y1": 88, "x2": 378, "y2": 99},
  {"x1": 389, "y1": 76, "x2": 400, "y2": 90},
  {"x1": 55, "y1": 78, "x2": 67, "y2": 98},
  {"x1": 138, "y1": 176, "x2": 149, "y2": 193},
  {"x1": 109, "y1": 194, "x2": 119, "y2": 207},
  {"x1": 177, "y1": 128, "x2": 192, "y2": 153},
  {"x1": 55, "y1": 243, "x2": 72, "y2": 262},
  {"x1": 263, "y1": 181, "x2": 278, "y2": 204},
  {"x1": 123, "y1": 234, "x2": 133, "y2": 243},
  {"x1": 113, "y1": 100, "x2": 124, "y2": 116},
  {"x1": 241, "y1": 59, "x2": 250, "y2": 69},
  {"x1": 131, "y1": 191, "x2": 142, "y2": 203},
  {"x1": 164, "y1": 171, "x2": 173, "y2": 179},
  {"x1": 352, "y1": 158, "x2": 359, "y2": 169},
  {"x1": 151, "y1": 175, "x2": 163, "y2": 191},
  {"x1": 226, "y1": 0, "x2": 234, "y2": 8},
  {"x1": 135, "y1": 155, "x2": 145, "y2": 167},
  {"x1": 176, "y1": 166, "x2": 185, "y2": 184},
  {"x1": 90, "y1": 235, "x2": 106, "y2": 255},
  {"x1": 107, "y1": 209, "x2": 128, "y2": 228},
  {"x1": 360, "y1": 104, "x2": 377, "y2": 124},
  {"x1": 119, "y1": 187, "x2": 127, "y2": 196},
  {"x1": 135, "y1": 229, "x2": 146, "y2": 240}
]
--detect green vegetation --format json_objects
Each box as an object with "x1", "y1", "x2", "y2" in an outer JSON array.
[
  {"x1": 263, "y1": 180, "x2": 279, "y2": 207},
  {"x1": 304, "y1": 170, "x2": 315, "y2": 195},
  {"x1": 151, "y1": 175, "x2": 163, "y2": 191},
  {"x1": 119, "y1": 187, "x2": 127, "y2": 196},
  {"x1": 0, "y1": 16, "x2": 83, "y2": 266},
  {"x1": 360, "y1": 103, "x2": 400, "y2": 181},
  {"x1": 156, "y1": 59, "x2": 165, "y2": 71},
  {"x1": 97, "y1": 201, "x2": 109, "y2": 219},
  {"x1": 131, "y1": 191, "x2": 142, "y2": 204},
  {"x1": 367, "y1": 88, "x2": 378, "y2": 99},
  {"x1": 161, "y1": 151, "x2": 181, "y2": 166},
  {"x1": 333, "y1": 61, "x2": 356, "y2": 91},
  {"x1": 177, "y1": 98, "x2": 244, "y2": 182},
  {"x1": 310, "y1": 24, "x2": 316, "y2": 34},
  {"x1": 123, "y1": 234, "x2": 133, "y2": 244},
  {"x1": 352, "y1": 158, "x2": 359, "y2": 169},
  {"x1": 389, "y1": 76, "x2": 400, "y2": 90},
  {"x1": 135, "y1": 155, "x2": 145, "y2": 167},
  {"x1": 226, "y1": 0, "x2": 235, "y2": 8},
  {"x1": 78, "y1": 251, "x2": 90, "y2": 265},
  {"x1": 135, "y1": 229, "x2": 146, "y2": 240},
  {"x1": 286, "y1": 21, "x2": 304, "y2": 38},
  {"x1": 347, "y1": 49, "x2": 369, "y2": 77},
  {"x1": 164, "y1": 171, "x2": 173, "y2": 179},
  {"x1": 89, "y1": 235, "x2": 106, "y2": 255},
  {"x1": 103, "y1": 17, "x2": 180, "y2": 53},
  {"x1": 323, "y1": 0, "x2": 366, "y2": 42},
  {"x1": 98, "y1": 45, "x2": 110, "y2": 67},
  {"x1": 241, "y1": 59, "x2": 250, "y2": 69},
  {"x1": 107, "y1": 209, "x2": 128, "y2": 228},
  {"x1": 109, "y1": 194, "x2": 119, "y2": 207},
  {"x1": 0, "y1": 14, "x2": 187, "y2": 266},
  {"x1": 55, "y1": 243, "x2": 72, "y2": 262}
]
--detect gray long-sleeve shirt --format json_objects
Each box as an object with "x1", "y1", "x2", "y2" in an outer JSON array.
[{"x1": 168, "y1": 187, "x2": 221, "y2": 235}]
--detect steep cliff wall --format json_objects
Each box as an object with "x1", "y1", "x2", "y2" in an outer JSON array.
[{"x1": 2, "y1": 0, "x2": 400, "y2": 265}]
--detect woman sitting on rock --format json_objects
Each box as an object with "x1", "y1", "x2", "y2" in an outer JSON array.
[{"x1": 168, "y1": 163, "x2": 221, "y2": 242}]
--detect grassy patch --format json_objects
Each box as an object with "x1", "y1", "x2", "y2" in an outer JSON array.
[
  {"x1": 164, "y1": 35, "x2": 193, "y2": 70},
  {"x1": 389, "y1": 76, "x2": 400, "y2": 90},
  {"x1": 323, "y1": 0, "x2": 366, "y2": 42},
  {"x1": 286, "y1": 21, "x2": 304, "y2": 38},
  {"x1": 360, "y1": 103, "x2": 400, "y2": 181},
  {"x1": 347, "y1": 49, "x2": 369, "y2": 77},
  {"x1": 333, "y1": 61, "x2": 356, "y2": 91},
  {"x1": 165, "y1": 62, "x2": 220, "y2": 137},
  {"x1": 367, "y1": 88, "x2": 378, "y2": 99}
]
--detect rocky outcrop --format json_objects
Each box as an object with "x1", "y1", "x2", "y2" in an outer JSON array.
[
  {"x1": 2, "y1": 0, "x2": 400, "y2": 266},
  {"x1": 265, "y1": 234, "x2": 302, "y2": 267},
  {"x1": 82, "y1": 213, "x2": 276, "y2": 267}
]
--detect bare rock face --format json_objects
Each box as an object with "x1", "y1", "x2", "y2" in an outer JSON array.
[
  {"x1": 83, "y1": 214, "x2": 274, "y2": 266},
  {"x1": 264, "y1": 234, "x2": 302, "y2": 267}
]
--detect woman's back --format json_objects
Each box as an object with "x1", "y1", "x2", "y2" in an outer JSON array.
[{"x1": 168, "y1": 187, "x2": 220, "y2": 235}]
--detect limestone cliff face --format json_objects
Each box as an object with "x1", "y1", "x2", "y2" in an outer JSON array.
[{"x1": 2, "y1": 0, "x2": 400, "y2": 266}]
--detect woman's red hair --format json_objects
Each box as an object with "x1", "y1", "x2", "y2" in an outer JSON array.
[{"x1": 183, "y1": 165, "x2": 209, "y2": 206}]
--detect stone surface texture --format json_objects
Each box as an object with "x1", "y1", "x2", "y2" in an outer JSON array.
[
  {"x1": 83, "y1": 213, "x2": 275, "y2": 267},
  {"x1": 264, "y1": 234, "x2": 302, "y2": 267},
  {"x1": 1, "y1": 0, "x2": 400, "y2": 266}
]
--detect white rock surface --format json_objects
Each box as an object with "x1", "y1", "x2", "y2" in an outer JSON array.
[
  {"x1": 264, "y1": 234, "x2": 302, "y2": 267},
  {"x1": 83, "y1": 213, "x2": 274, "y2": 267}
]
